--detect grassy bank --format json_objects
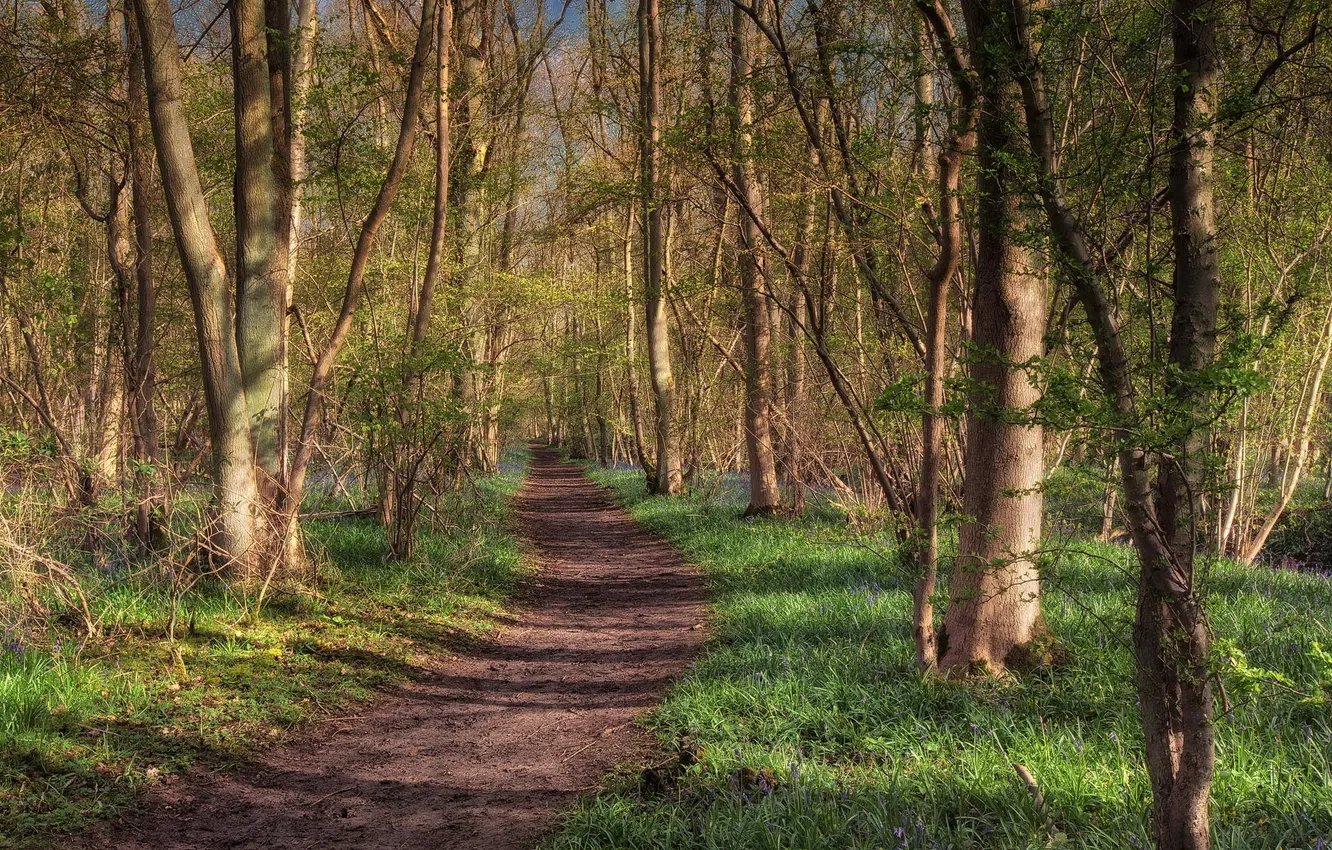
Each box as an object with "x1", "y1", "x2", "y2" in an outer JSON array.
[
  {"x1": 0, "y1": 459, "x2": 530, "y2": 848},
  {"x1": 550, "y1": 467, "x2": 1332, "y2": 850}
]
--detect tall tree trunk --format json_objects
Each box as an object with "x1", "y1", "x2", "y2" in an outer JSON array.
[
  {"x1": 108, "y1": 1, "x2": 160, "y2": 548},
  {"x1": 108, "y1": 0, "x2": 137, "y2": 532},
  {"x1": 784, "y1": 183, "x2": 811, "y2": 511},
  {"x1": 134, "y1": 0, "x2": 259, "y2": 575},
  {"x1": 453, "y1": 0, "x2": 493, "y2": 471},
  {"x1": 232, "y1": 0, "x2": 289, "y2": 525},
  {"x1": 125, "y1": 2, "x2": 161, "y2": 548},
  {"x1": 941, "y1": 0, "x2": 1046, "y2": 674},
  {"x1": 729, "y1": 0, "x2": 779, "y2": 515},
  {"x1": 288, "y1": 0, "x2": 318, "y2": 282},
  {"x1": 639, "y1": 0, "x2": 681, "y2": 495},
  {"x1": 595, "y1": 333, "x2": 611, "y2": 466},
  {"x1": 1137, "y1": 2, "x2": 1220, "y2": 842},
  {"x1": 267, "y1": 0, "x2": 295, "y2": 517},
  {"x1": 914, "y1": 0, "x2": 977, "y2": 670}
]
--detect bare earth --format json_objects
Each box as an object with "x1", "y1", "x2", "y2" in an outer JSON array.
[{"x1": 75, "y1": 446, "x2": 706, "y2": 850}]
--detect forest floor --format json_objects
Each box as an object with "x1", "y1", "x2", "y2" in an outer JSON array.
[
  {"x1": 546, "y1": 465, "x2": 1332, "y2": 850},
  {"x1": 67, "y1": 447, "x2": 706, "y2": 849}
]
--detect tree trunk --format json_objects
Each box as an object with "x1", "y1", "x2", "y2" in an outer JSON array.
[
  {"x1": 288, "y1": 0, "x2": 318, "y2": 281},
  {"x1": 128, "y1": 16, "x2": 162, "y2": 548},
  {"x1": 941, "y1": 0, "x2": 1045, "y2": 674},
  {"x1": 452, "y1": 0, "x2": 493, "y2": 472},
  {"x1": 1100, "y1": 455, "x2": 1119, "y2": 541},
  {"x1": 623, "y1": 208, "x2": 652, "y2": 478},
  {"x1": 729, "y1": 0, "x2": 779, "y2": 515},
  {"x1": 110, "y1": 1, "x2": 162, "y2": 550},
  {"x1": 639, "y1": 0, "x2": 681, "y2": 495},
  {"x1": 1133, "y1": 2, "x2": 1221, "y2": 844},
  {"x1": 134, "y1": 0, "x2": 259, "y2": 575},
  {"x1": 783, "y1": 209, "x2": 809, "y2": 509},
  {"x1": 914, "y1": 0, "x2": 976, "y2": 670},
  {"x1": 593, "y1": 316, "x2": 611, "y2": 466},
  {"x1": 1217, "y1": 398, "x2": 1246, "y2": 553},
  {"x1": 232, "y1": 0, "x2": 288, "y2": 527}
]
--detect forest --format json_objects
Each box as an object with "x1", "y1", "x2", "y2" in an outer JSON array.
[{"x1": 1, "y1": 0, "x2": 1331, "y2": 845}]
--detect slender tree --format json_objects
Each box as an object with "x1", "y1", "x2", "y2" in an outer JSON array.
[
  {"x1": 389, "y1": 0, "x2": 454, "y2": 561},
  {"x1": 912, "y1": 0, "x2": 977, "y2": 669},
  {"x1": 729, "y1": 0, "x2": 779, "y2": 515},
  {"x1": 285, "y1": 0, "x2": 442, "y2": 518},
  {"x1": 640, "y1": 0, "x2": 682, "y2": 495}
]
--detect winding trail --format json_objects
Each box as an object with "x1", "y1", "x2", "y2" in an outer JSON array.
[{"x1": 78, "y1": 446, "x2": 706, "y2": 850}]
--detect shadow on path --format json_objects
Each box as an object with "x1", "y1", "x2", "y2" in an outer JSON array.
[{"x1": 75, "y1": 445, "x2": 707, "y2": 850}]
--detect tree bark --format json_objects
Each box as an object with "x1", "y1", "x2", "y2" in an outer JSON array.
[
  {"x1": 129, "y1": 23, "x2": 162, "y2": 539},
  {"x1": 783, "y1": 177, "x2": 812, "y2": 511},
  {"x1": 913, "y1": 0, "x2": 977, "y2": 670},
  {"x1": 941, "y1": 0, "x2": 1046, "y2": 674},
  {"x1": 125, "y1": 2, "x2": 161, "y2": 548},
  {"x1": 729, "y1": 0, "x2": 779, "y2": 515},
  {"x1": 623, "y1": 207, "x2": 652, "y2": 478},
  {"x1": 453, "y1": 0, "x2": 494, "y2": 471},
  {"x1": 288, "y1": 0, "x2": 318, "y2": 281},
  {"x1": 1137, "y1": 3, "x2": 1220, "y2": 843},
  {"x1": 107, "y1": 1, "x2": 162, "y2": 550},
  {"x1": 232, "y1": 0, "x2": 289, "y2": 516},
  {"x1": 639, "y1": 0, "x2": 681, "y2": 495},
  {"x1": 134, "y1": 0, "x2": 259, "y2": 575}
]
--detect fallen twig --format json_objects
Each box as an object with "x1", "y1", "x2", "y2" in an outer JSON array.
[
  {"x1": 1012, "y1": 762, "x2": 1058, "y2": 841},
  {"x1": 302, "y1": 786, "x2": 356, "y2": 807}
]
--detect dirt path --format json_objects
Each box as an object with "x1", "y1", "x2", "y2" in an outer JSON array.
[{"x1": 77, "y1": 447, "x2": 706, "y2": 850}]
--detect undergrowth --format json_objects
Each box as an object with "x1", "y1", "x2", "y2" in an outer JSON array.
[
  {"x1": 0, "y1": 458, "x2": 530, "y2": 848},
  {"x1": 548, "y1": 466, "x2": 1332, "y2": 850}
]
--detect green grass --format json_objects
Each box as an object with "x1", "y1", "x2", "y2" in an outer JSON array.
[
  {"x1": 0, "y1": 461, "x2": 531, "y2": 848},
  {"x1": 548, "y1": 467, "x2": 1332, "y2": 850}
]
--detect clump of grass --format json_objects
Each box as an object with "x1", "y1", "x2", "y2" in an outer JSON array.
[
  {"x1": 0, "y1": 461, "x2": 531, "y2": 848},
  {"x1": 547, "y1": 467, "x2": 1332, "y2": 850}
]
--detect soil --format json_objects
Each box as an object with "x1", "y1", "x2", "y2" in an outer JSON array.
[{"x1": 74, "y1": 446, "x2": 707, "y2": 850}]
